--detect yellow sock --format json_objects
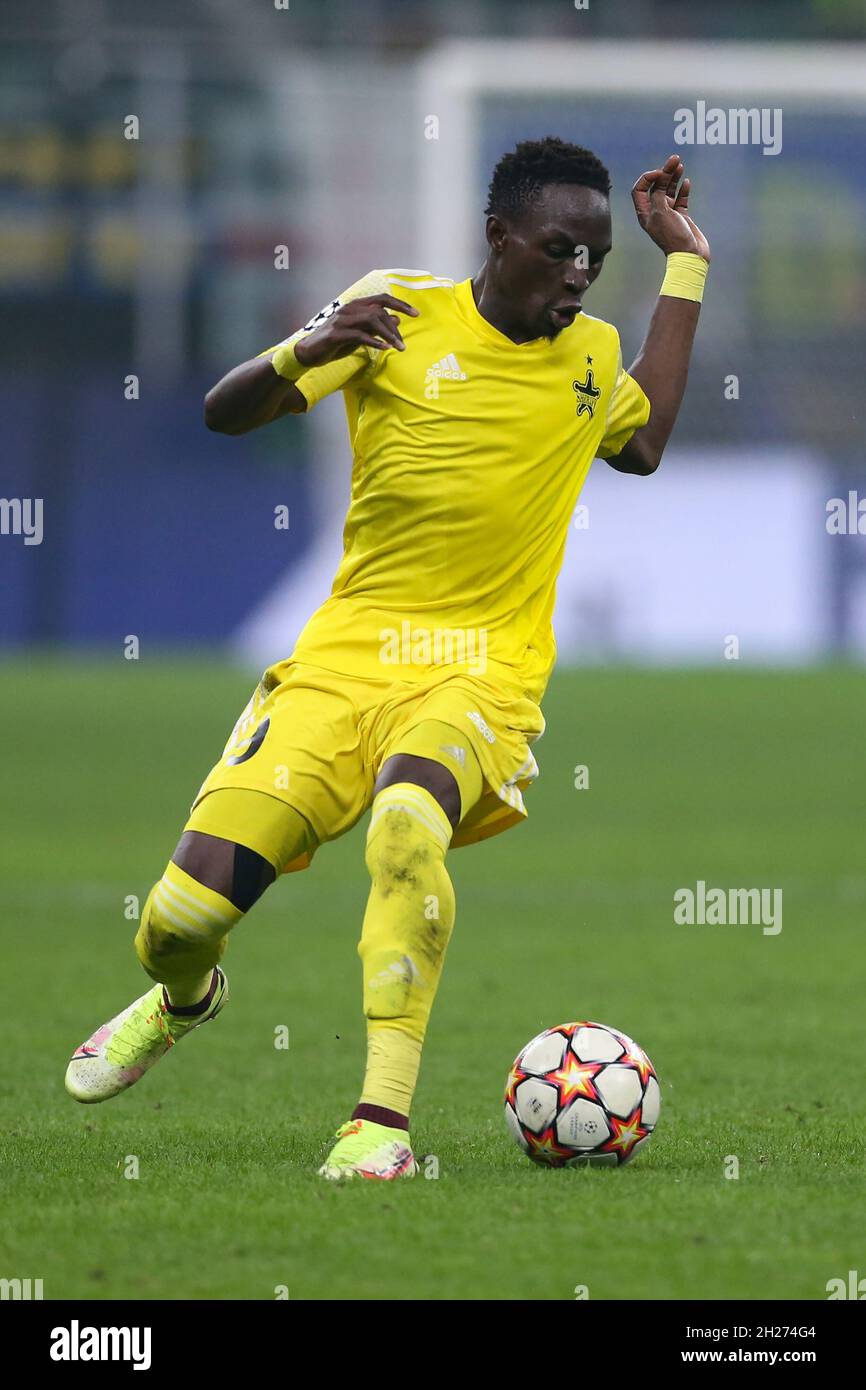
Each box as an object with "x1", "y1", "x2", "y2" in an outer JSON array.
[
  {"x1": 358, "y1": 782, "x2": 456, "y2": 1119},
  {"x1": 135, "y1": 861, "x2": 242, "y2": 1005},
  {"x1": 359, "y1": 1027, "x2": 424, "y2": 1117},
  {"x1": 165, "y1": 975, "x2": 215, "y2": 1008}
]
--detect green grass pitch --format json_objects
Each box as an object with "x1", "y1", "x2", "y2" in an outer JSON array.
[{"x1": 1, "y1": 656, "x2": 864, "y2": 1301}]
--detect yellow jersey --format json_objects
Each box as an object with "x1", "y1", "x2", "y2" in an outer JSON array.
[{"x1": 260, "y1": 268, "x2": 650, "y2": 704}]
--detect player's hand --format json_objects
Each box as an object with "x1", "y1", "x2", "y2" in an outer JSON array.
[
  {"x1": 631, "y1": 155, "x2": 711, "y2": 264},
  {"x1": 294, "y1": 294, "x2": 420, "y2": 367}
]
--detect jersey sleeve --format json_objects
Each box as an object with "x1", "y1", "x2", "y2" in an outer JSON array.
[
  {"x1": 596, "y1": 346, "x2": 651, "y2": 459},
  {"x1": 256, "y1": 269, "x2": 392, "y2": 409}
]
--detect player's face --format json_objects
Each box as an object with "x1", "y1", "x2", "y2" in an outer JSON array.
[{"x1": 492, "y1": 184, "x2": 612, "y2": 341}]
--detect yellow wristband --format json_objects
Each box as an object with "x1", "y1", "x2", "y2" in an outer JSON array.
[
  {"x1": 659, "y1": 252, "x2": 709, "y2": 304},
  {"x1": 270, "y1": 338, "x2": 309, "y2": 381}
]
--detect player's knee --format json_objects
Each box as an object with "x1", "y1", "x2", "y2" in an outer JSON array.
[
  {"x1": 172, "y1": 830, "x2": 275, "y2": 912},
  {"x1": 363, "y1": 800, "x2": 455, "y2": 942},
  {"x1": 365, "y1": 812, "x2": 433, "y2": 899},
  {"x1": 375, "y1": 752, "x2": 462, "y2": 828},
  {"x1": 135, "y1": 898, "x2": 220, "y2": 977},
  {"x1": 364, "y1": 787, "x2": 450, "y2": 897},
  {"x1": 134, "y1": 859, "x2": 243, "y2": 981}
]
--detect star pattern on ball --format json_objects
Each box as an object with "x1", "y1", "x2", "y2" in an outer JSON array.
[
  {"x1": 504, "y1": 1064, "x2": 523, "y2": 1109},
  {"x1": 619, "y1": 1038, "x2": 655, "y2": 1086},
  {"x1": 522, "y1": 1124, "x2": 574, "y2": 1167},
  {"x1": 601, "y1": 1109, "x2": 649, "y2": 1163},
  {"x1": 549, "y1": 1051, "x2": 602, "y2": 1108}
]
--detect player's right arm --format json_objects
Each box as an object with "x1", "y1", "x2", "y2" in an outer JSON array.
[{"x1": 204, "y1": 292, "x2": 418, "y2": 435}]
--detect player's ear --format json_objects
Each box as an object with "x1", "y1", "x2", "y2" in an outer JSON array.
[{"x1": 485, "y1": 214, "x2": 508, "y2": 254}]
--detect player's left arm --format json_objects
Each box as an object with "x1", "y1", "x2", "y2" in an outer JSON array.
[{"x1": 607, "y1": 154, "x2": 711, "y2": 477}]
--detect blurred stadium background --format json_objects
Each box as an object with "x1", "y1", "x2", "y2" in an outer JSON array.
[{"x1": 3, "y1": 0, "x2": 866, "y2": 665}]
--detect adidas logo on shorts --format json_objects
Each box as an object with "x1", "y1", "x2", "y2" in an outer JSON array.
[
  {"x1": 439, "y1": 743, "x2": 467, "y2": 768},
  {"x1": 466, "y1": 711, "x2": 496, "y2": 744}
]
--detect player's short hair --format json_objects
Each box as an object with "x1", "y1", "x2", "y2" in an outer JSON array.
[{"x1": 485, "y1": 136, "x2": 611, "y2": 219}]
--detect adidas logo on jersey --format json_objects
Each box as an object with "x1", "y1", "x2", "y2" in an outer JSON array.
[
  {"x1": 424, "y1": 353, "x2": 467, "y2": 399},
  {"x1": 426, "y1": 353, "x2": 467, "y2": 381}
]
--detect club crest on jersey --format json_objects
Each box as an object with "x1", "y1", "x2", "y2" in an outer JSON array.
[{"x1": 572, "y1": 360, "x2": 601, "y2": 419}]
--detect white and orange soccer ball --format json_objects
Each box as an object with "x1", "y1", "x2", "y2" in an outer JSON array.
[{"x1": 504, "y1": 1021, "x2": 660, "y2": 1167}]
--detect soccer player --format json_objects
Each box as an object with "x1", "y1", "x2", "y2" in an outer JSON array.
[{"x1": 66, "y1": 138, "x2": 710, "y2": 1179}]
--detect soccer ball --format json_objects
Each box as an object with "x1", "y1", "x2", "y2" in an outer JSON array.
[{"x1": 504, "y1": 1020, "x2": 660, "y2": 1167}]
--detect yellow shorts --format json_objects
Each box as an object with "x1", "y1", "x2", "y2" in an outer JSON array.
[{"x1": 189, "y1": 659, "x2": 545, "y2": 873}]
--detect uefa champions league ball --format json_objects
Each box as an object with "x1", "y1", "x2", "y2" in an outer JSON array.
[{"x1": 504, "y1": 1021, "x2": 660, "y2": 1167}]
